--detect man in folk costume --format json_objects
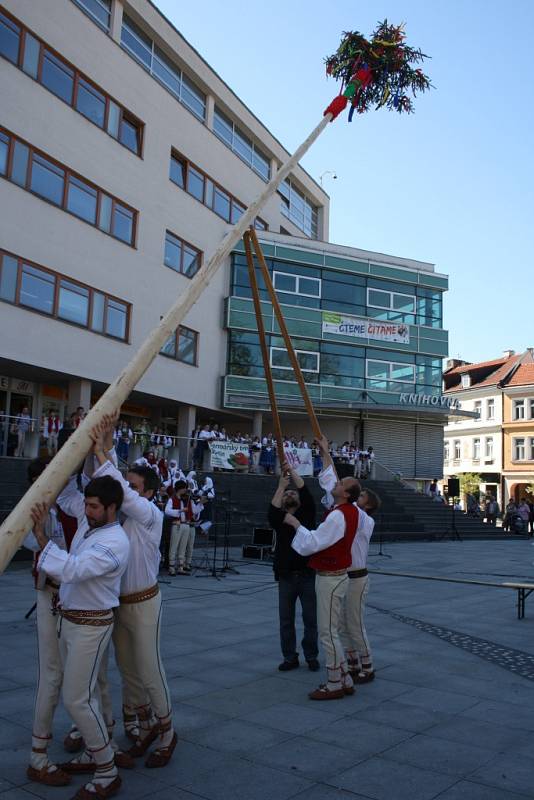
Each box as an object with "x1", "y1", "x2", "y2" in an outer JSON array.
[
  {"x1": 24, "y1": 459, "x2": 71, "y2": 787},
  {"x1": 285, "y1": 435, "x2": 360, "y2": 699},
  {"x1": 165, "y1": 481, "x2": 203, "y2": 575},
  {"x1": 89, "y1": 418, "x2": 176, "y2": 767},
  {"x1": 44, "y1": 412, "x2": 63, "y2": 457},
  {"x1": 30, "y1": 475, "x2": 130, "y2": 800}
]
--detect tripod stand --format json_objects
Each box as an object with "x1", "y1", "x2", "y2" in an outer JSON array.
[
  {"x1": 438, "y1": 500, "x2": 462, "y2": 542},
  {"x1": 219, "y1": 489, "x2": 239, "y2": 575},
  {"x1": 368, "y1": 514, "x2": 392, "y2": 559}
]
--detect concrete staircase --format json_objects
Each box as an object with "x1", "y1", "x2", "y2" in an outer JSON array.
[
  {"x1": 210, "y1": 473, "x2": 519, "y2": 545},
  {"x1": 0, "y1": 457, "x2": 32, "y2": 561}
]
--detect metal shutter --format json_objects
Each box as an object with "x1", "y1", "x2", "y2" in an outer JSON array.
[
  {"x1": 415, "y1": 424, "x2": 444, "y2": 479},
  {"x1": 364, "y1": 420, "x2": 416, "y2": 478}
]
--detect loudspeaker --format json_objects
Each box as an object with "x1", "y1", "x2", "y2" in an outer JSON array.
[{"x1": 447, "y1": 478, "x2": 460, "y2": 496}]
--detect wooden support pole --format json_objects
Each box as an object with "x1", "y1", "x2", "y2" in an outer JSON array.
[
  {"x1": 0, "y1": 113, "x2": 333, "y2": 574},
  {"x1": 243, "y1": 232, "x2": 284, "y2": 462},
  {"x1": 249, "y1": 227, "x2": 323, "y2": 441}
]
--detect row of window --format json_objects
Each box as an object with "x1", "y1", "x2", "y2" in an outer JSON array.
[
  {"x1": 71, "y1": 1, "x2": 322, "y2": 236},
  {"x1": 511, "y1": 398, "x2": 534, "y2": 421},
  {"x1": 0, "y1": 7, "x2": 143, "y2": 156},
  {"x1": 445, "y1": 438, "x2": 494, "y2": 462},
  {"x1": 278, "y1": 179, "x2": 318, "y2": 239},
  {"x1": 227, "y1": 331, "x2": 442, "y2": 392},
  {"x1": 232, "y1": 257, "x2": 444, "y2": 328},
  {"x1": 0, "y1": 126, "x2": 136, "y2": 246},
  {"x1": 0, "y1": 247, "x2": 199, "y2": 364},
  {"x1": 472, "y1": 398, "x2": 495, "y2": 420},
  {"x1": 512, "y1": 437, "x2": 534, "y2": 462},
  {"x1": 213, "y1": 107, "x2": 270, "y2": 181},
  {"x1": 170, "y1": 151, "x2": 267, "y2": 231},
  {"x1": 120, "y1": 14, "x2": 206, "y2": 122},
  {"x1": 0, "y1": 249, "x2": 129, "y2": 340}
]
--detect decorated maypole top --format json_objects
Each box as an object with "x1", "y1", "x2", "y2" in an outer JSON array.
[{"x1": 324, "y1": 19, "x2": 432, "y2": 121}]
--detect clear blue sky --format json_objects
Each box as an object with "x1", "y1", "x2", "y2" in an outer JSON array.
[{"x1": 156, "y1": 0, "x2": 534, "y2": 363}]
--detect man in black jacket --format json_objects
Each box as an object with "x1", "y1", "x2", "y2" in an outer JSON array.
[{"x1": 268, "y1": 464, "x2": 319, "y2": 672}]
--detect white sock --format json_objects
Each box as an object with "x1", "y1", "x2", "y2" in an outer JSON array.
[{"x1": 326, "y1": 666, "x2": 342, "y2": 691}]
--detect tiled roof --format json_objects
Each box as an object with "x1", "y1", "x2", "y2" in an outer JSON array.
[
  {"x1": 445, "y1": 357, "x2": 508, "y2": 375},
  {"x1": 506, "y1": 364, "x2": 534, "y2": 387}
]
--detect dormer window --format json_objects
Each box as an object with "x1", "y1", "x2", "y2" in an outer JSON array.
[{"x1": 461, "y1": 374, "x2": 471, "y2": 388}]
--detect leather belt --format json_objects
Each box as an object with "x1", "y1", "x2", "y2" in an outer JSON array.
[
  {"x1": 45, "y1": 577, "x2": 60, "y2": 590},
  {"x1": 348, "y1": 568, "x2": 368, "y2": 578},
  {"x1": 317, "y1": 569, "x2": 347, "y2": 577},
  {"x1": 119, "y1": 584, "x2": 159, "y2": 605},
  {"x1": 60, "y1": 609, "x2": 113, "y2": 626}
]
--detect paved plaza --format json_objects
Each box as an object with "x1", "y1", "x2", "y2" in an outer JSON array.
[{"x1": 1, "y1": 539, "x2": 534, "y2": 800}]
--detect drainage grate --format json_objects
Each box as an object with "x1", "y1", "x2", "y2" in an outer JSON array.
[{"x1": 369, "y1": 605, "x2": 534, "y2": 682}]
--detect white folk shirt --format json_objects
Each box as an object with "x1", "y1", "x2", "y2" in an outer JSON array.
[
  {"x1": 93, "y1": 461, "x2": 163, "y2": 594},
  {"x1": 24, "y1": 506, "x2": 67, "y2": 590},
  {"x1": 37, "y1": 519, "x2": 129, "y2": 610},
  {"x1": 317, "y1": 463, "x2": 375, "y2": 569},
  {"x1": 165, "y1": 497, "x2": 203, "y2": 524},
  {"x1": 291, "y1": 508, "x2": 346, "y2": 557},
  {"x1": 349, "y1": 507, "x2": 375, "y2": 569}
]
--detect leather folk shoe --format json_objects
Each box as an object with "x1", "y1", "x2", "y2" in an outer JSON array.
[{"x1": 308, "y1": 684, "x2": 345, "y2": 700}]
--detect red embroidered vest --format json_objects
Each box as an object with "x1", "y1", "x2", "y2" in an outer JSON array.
[
  {"x1": 171, "y1": 495, "x2": 193, "y2": 521},
  {"x1": 308, "y1": 503, "x2": 358, "y2": 572}
]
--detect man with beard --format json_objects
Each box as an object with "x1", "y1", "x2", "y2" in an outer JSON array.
[
  {"x1": 31, "y1": 475, "x2": 129, "y2": 799},
  {"x1": 268, "y1": 463, "x2": 319, "y2": 672}
]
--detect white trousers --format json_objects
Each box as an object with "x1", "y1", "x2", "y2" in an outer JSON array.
[
  {"x1": 58, "y1": 616, "x2": 113, "y2": 757},
  {"x1": 112, "y1": 592, "x2": 172, "y2": 720},
  {"x1": 168, "y1": 523, "x2": 190, "y2": 567},
  {"x1": 47, "y1": 432, "x2": 58, "y2": 455},
  {"x1": 340, "y1": 575, "x2": 372, "y2": 666},
  {"x1": 33, "y1": 587, "x2": 63, "y2": 739},
  {"x1": 315, "y1": 573, "x2": 349, "y2": 669}
]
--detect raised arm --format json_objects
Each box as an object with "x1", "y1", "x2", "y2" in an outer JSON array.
[
  {"x1": 271, "y1": 472, "x2": 290, "y2": 509},
  {"x1": 57, "y1": 474, "x2": 85, "y2": 524}
]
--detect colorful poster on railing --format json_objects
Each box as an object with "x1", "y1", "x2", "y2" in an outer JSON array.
[
  {"x1": 283, "y1": 446, "x2": 313, "y2": 476},
  {"x1": 209, "y1": 440, "x2": 250, "y2": 470},
  {"x1": 322, "y1": 311, "x2": 410, "y2": 344}
]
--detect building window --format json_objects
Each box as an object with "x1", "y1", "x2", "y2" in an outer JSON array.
[
  {"x1": 474, "y1": 400, "x2": 482, "y2": 419},
  {"x1": 0, "y1": 8, "x2": 144, "y2": 156},
  {"x1": 273, "y1": 271, "x2": 321, "y2": 299},
  {"x1": 164, "y1": 231, "x2": 202, "y2": 278},
  {"x1": 472, "y1": 438, "x2": 480, "y2": 460},
  {"x1": 270, "y1": 347, "x2": 319, "y2": 373},
  {"x1": 485, "y1": 437, "x2": 493, "y2": 460},
  {"x1": 0, "y1": 248, "x2": 130, "y2": 340},
  {"x1": 444, "y1": 441, "x2": 449, "y2": 462},
  {"x1": 530, "y1": 438, "x2": 534, "y2": 461},
  {"x1": 454, "y1": 440, "x2": 461, "y2": 460},
  {"x1": 461, "y1": 374, "x2": 471, "y2": 388},
  {"x1": 169, "y1": 151, "x2": 267, "y2": 231},
  {"x1": 213, "y1": 106, "x2": 271, "y2": 181},
  {"x1": 160, "y1": 326, "x2": 198, "y2": 365},
  {"x1": 366, "y1": 359, "x2": 415, "y2": 388},
  {"x1": 513, "y1": 399, "x2": 525, "y2": 420},
  {"x1": 71, "y1": 0, "x2": 111, "y2": 31},
  {"x1": 0, "y1": 126, "x2": 137, "y2": 246},
  {"x1": 487, "y1": 398, "x2": 495, "y2": 420},
  {"x1": 529, "y1": 398, "x2": 534, "y2": 419},
  {"x1": 278, "y1": 178, "x2": 318, "y2": 239},
  {"x1": 367, "y1": 287, "x2": 416, "y2": 314},
  {"x1": 514, "y1": 437, "x2": 526, "y2": 461},
  {"x1": 121, "y1": 15, "x2": 206, "y2": 121}
]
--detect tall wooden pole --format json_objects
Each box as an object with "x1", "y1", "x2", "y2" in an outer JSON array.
[
  {"x1": 0, "y1": 113, "x2": 333, "y2": 574},
  {"x1": 242, "y1": 232, "x2": 284, "y2": 463},
  {"x1": 249, "y1": 228, "x2": 323, "y2": 441}
]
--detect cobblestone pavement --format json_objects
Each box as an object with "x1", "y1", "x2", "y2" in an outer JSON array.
[{"x1": 1, "y1": 539, "x2": 534, "y2": 799}]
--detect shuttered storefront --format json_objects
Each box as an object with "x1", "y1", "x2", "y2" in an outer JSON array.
[{"x1": 364, "y1": 419, "x2": 444, "y2": 479}]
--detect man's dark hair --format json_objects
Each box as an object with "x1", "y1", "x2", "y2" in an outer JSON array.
[
  {"x1": 174, "y1": 480, "x2": 187, "y2": 491},
  {"x1": 84, "y1": 476, "x2": 123, "y2": 511},
  {"x1": 363, "y1": 488, "x2": 381, "y2": 517},
  {"x1": 28, "y1": 458, "x2": 49, "y2": 484},
  {"x1": 128, "y1": 465, "x2": 159, "y2": 495},
  {"x1": 345, "y1": 479, "x2": 361, "y2": 504}
]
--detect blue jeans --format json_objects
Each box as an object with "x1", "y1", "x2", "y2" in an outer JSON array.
[{"x1": 278, "y1": 572, "x2": 318, "y2": 662}]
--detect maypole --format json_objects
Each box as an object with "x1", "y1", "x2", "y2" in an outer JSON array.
[{"x1": 0, "y1": 20, "x2": 431, "y2": 574}]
